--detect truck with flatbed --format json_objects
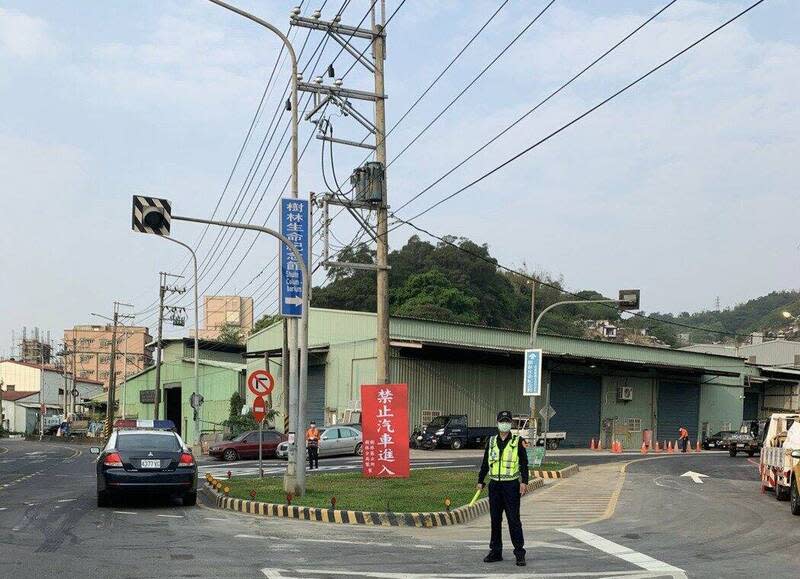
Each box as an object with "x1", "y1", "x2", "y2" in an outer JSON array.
[
  {"x1": 420, "y1": 415, "x2": 495, "y2": 450},
  {"x1": 759, "y1": 412, "x2": 800, "y2": 513},
  {"x1": 511, "y1": 415, "x2": 567, "y2": 450}
]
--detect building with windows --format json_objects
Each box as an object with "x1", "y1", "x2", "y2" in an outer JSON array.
[
  {"x1": 247, "y1": 308, "x2": 761, "y2": 449},
  {"x1": 195, "y1": 295, "x2": 254, "y2": 340},
  {"x1": 63, "y1": 324, "x2": 153, "y2": 389},
  {"x1": 0, "y1": 360, "x2": 104, "y2": 433}
]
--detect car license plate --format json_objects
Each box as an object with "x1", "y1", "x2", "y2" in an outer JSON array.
[
  {"x1": 737, "y1": 443, "x2": 745, "y2": 448},
  {"x1": 709, "y1": 442, "x2": 715, "y2": 447},
  {"x1": 140, "y1": 459, "x2": 160, "y2": 469}
]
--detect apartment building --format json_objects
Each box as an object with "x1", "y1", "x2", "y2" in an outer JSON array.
[
  {"x1": 63, "y1": 325, "x2": 153, "y2": 389},
  {"x1": 196, "y1": 295, "x2": 254, "y2": 340}
]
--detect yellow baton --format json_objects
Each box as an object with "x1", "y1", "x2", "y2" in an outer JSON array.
[{"x1": 469, "y1": 488, "x2": 483, "y2": 506}]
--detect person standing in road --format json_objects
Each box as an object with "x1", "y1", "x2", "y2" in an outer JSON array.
[
  {"x1": 477, "y1": 410, "x2": 529, "y2": 567},
  {"x1": 679, "y1": 426, "x2": 689, "y2": 453},
  {"x1": 306, "y1": 421, "x2": 321, "y2": 470}
]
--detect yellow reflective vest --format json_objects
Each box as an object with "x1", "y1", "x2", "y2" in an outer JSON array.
[{"x1": 488, "y1": 434, "x2": 520, "y2": 481}]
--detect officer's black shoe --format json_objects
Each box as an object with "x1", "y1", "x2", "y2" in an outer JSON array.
[
  {"x1": 515, "y1": 556, "x2": 526, "y2": 567},
  {"x1": 483, "y1": 552, "x2": 502, "y2": 563}
]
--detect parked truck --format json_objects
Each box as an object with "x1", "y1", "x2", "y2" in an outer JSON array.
[
  {"x1": 420, "y1": 415, "x2": 495, "y2": 450},
  {"x1": 511, "y1": 415, "x2": 567, "y2": 450},
  {"x1": 759, "y1": 412, "x2": 800, "y2": 514}
]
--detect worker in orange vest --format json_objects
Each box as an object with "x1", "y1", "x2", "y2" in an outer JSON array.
[
  {"x1": 306, "y1": 421, "x2": 321, "y2": 469},
  {"x1": 678, "y1": 427, "x2": 689, "y2": 453}
]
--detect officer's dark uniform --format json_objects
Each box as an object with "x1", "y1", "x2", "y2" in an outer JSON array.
[{"x1": 478, "y1": 410, "x2": 528, "y2": 566}]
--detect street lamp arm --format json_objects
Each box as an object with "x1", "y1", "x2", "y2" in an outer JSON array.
[
  {"x1": 531, "y1": 299, "x2": 620, "y2": 344},
  {"x1": 207, "y1": 0, "x2": 297, "y2": 65}
]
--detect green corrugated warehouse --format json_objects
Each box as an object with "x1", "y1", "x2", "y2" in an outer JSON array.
[
  {"x1": 247, "y1": 308, "x2": 754, "y2": 448},
  {"x1": 118, "y1": 338, "x2": 246, "y2": 444}
]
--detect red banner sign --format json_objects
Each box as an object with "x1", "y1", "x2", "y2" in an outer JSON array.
[{"x1": 360, "y1": 383, "x2": 409, "y2": 478}]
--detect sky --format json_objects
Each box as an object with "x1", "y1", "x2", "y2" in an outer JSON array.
[{"x1": 0, "y1": 0, "x2": 798, "y2": 355}]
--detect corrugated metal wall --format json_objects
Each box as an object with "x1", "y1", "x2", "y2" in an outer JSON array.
[
  {"x1": 601, "y1": 375, "x2": 655, "y2": 449},
  {"x1": 549, "y1": 374, "x2": 601, "y2": 448},
  {"x1": 391, "y1": 356, "x2": 527, "y2": 431},
  {"x1": 657, "y1": 381, "x2": 699, "y2": 443},
  {"x1": 307, "y1": 366, "x2": 325, "y2": 426}
]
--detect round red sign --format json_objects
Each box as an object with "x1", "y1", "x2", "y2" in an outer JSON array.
[
  {"x1": 247, "y1": 370, "x2": 275, "y2": 397},
  {"x1": 252, "y1": 396, "x2": 268, "y2": 423}
]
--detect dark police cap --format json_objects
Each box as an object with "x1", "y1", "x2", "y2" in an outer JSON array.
[{"x1": 497, "y1": 410, "x2": 513, "y2": 422}]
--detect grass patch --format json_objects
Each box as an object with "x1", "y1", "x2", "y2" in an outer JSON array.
[
  {"x1": 225, "y1": 469, "x2": 478, "y2": 512},
  {"x1": 222, "y1": 465, "x2": 573, "y2": 512}
]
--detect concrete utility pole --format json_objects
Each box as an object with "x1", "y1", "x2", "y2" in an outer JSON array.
[
  {"x1": 71, "y1": 337, "x2": 77, "y2": 416},
  {"x1": 373, "y1": 5, "x2": 390, "y2": 385},
  {"x1": 38, "y1": 342, "x2": 44, "y2": 441},
  {"x1": 102, "y1": 302, "x2": 134, "y2": 438},
  {"x1": 154, "y1": 273, "x2": 166, "y2": 420},
  {"x1": 528, "y1": 281, "x2": 537, "y2": 437}
]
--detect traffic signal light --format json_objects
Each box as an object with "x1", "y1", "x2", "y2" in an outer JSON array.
[{"x1": 132, "y1": 196, "x2": 172, "y2": 236}]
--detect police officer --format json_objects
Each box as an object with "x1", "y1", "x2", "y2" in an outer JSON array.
[{"x1": 477, "y1": 410, "x2": 528, "y2": 566}]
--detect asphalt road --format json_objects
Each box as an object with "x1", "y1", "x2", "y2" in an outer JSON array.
[{"x1": 2, "y1": 439, "x2": 798, "y2": 578}]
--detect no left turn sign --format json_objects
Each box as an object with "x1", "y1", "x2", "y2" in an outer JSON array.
[{"x1": 247, "y1": 370, "x2": 275, "y2": 397}]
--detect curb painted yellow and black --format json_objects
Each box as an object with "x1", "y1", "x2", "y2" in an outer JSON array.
[
  {"x1": 203, "y1": 477, "x2": 544, "y2": 527},
  {"x1": 530, "y1": 464, "x2": 579, "y2": 479}
]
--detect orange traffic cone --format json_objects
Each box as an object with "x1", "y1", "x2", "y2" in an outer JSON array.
[
  {"x1": 695, "y1": 440, "x2": 702, "y2": 453},
  {"x1": 654, "y1": 441, "x2": 661, "y2": 454},
  {"x1": 597, "y1": 439, "x2": 603, "y2": 451},
  {"x1": 590, "y1": 438, "x2": 596, "y2": 450},
  {"x1": 640, "y1": 441, "x2": 648, "y2": 454},
  {"x1": 667, "y1": 441, "x2": 673, "y2": 453},
  {"x1": 610, "y1": 440, "x2": 616, "y2": 453},
  {"x1": 618, "y1": 441, "x2": 624, "y2": 453}
]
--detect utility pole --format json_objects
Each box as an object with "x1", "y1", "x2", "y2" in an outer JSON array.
[
  {"x1": 154, "y1": 272, "x2": 185, "y2": 420},
  {"x1": 71, "y1": 337, "x2": 77, "y2": 416},
  {"x1": 294, "y1": 2, "x2": 391, "y2": 385},
  {"x1": 528, "y1": 281, "x2": 537, "y2": 438},
  {"x1": 373, "y1": 5, "x2": 390, "y2": 385},
  {"x1": 104, "y1": 301, "x2": 134, "y2": 438}
]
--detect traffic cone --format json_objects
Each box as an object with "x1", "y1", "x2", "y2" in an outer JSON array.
[
  {"x1": 609, "y1": 440, "x2": 616, "y2": 453},
  {"x1": 590, "y1": 438, "x2": 596, "y2": 450},
  {"x1": 618, "y1": 441, "x2": 624, "y2": 453},
  {"x1": 695, "y1": 440, "x2": 702, "y2": 453},
  {"x1": 597, "y1": 439, "x2": 603, "y2": 451},
  {"x1": 667, "y1": 441, "x2": 673, "y2": 453},
  {"x1": 654, "y1": 441, "x2": 661, "y2": 453}
]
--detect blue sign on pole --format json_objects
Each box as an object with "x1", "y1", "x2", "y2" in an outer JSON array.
[
  {"x1": 523, "y1": 348, "x2": 542, "y2": 396},
  {"x1": 279, "y1": 198, "x2": 309, "y2": 318}
]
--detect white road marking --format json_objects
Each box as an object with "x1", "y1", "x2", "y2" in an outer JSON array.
[
  {"x1": 412, "y1": 545, "x2": 433, "y2": 549},
  {"x1": 113, "y1": 511, "x2": 138, "y2": 515},
  {"x1": 298, "y1": 538, "x2": 394, "y2": 547},
  {"x1": 558, "y1": 528, "x2": 686, "y2": 577},
  {"x1": 0, "y1": 507, "x2": 7, "y2": 511},
  {"x1": 204, "y1": 517, "x2": 227, "y2": 521},
  {"x1": 261, "y1": 569, "x2": 649, "y2": 578},
  {"x1": 236, "y1": 534, "x2": 268, "y2": 539},
  {"x1": 467, "y1": 540, "x2": 586, "y2": 552},
  {"x1": 156, "y1": 514, "x2": 184, "y2": 518},
  {"x1": 57, "y1": 498, "x2": 77, "y2": 503},
  {"x1": 680, "y1": 471, "x2": 708, "y2": 484}
]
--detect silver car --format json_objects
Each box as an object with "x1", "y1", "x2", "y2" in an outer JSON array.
[{"x1": 277, "y1": 426, "x2": 363, "y2": 459}]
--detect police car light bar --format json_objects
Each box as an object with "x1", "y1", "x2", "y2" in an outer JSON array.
[{"x1": 114, "y1": 419, "x2": 176, "y2": 430}]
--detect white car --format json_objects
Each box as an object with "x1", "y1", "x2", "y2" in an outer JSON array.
[{"x1": 276, "y1": 426, "x2": 363, "y2": 459}]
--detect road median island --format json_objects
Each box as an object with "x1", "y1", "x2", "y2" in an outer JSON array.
[{"x1": 202, "y1": 468, "x2": 546, "y2": 527}]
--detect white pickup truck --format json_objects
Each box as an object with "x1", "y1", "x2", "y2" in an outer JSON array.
[
  {"x1": 511, "y1": 416, "x2": 566, "y2": 450},
  {"x1": 759, "y1": 412, "x2": 800, "y2": 509}
]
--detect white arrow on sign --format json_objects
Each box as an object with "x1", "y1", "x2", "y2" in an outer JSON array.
[
  {"x1": 681, "y1": 471, "x2": 709, "y2": 484},
  {"x1": 284, "y1": 297, "x2": 303, "y2": 306}
]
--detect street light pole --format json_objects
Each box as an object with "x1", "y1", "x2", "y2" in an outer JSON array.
[
  {"x1": 531, "y1": 296, "x2": 634, "y2": 457},
  {"x1": 205, "y1": 0, "x2": 303, "y2": 492}
]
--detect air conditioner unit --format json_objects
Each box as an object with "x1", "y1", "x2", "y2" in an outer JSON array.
[{"x1": 617, "y1": 386, "x2": 633, "y2": 401}]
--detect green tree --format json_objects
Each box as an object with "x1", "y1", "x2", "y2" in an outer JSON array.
[
  {"x1": 391, "y1": 269, "x2": 480, "y2": 324},
  {"x1": 223, "y1": 392, "x2": 277, "y2": 437},
  {"x1": 216, "y1": 322, "x2": 244, "y2": 344}
]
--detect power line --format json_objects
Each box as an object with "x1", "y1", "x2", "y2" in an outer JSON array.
[
  {"x1": 386, "y1": 0, "x2": 557, "y2": 168},
  {"x1": 399, "y1": 0, "x2": 767, "y2": 225},
  {"x1": 393, "y1": 0, "x2": 679, "y2": 216}
]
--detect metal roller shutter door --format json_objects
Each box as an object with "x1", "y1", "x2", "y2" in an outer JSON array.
[
  {"x1": 307, "y1": 365, "x2": 326, "y2": 427},
  {"x1": 549, "y1": 373, "x2": 601, "y2": 448},
  {"x1": 743, "y1": 392, "x2": 759, "y2": 421},
  {"x1": 657, "y1": 381, "x2": 699, "y2": 441}
]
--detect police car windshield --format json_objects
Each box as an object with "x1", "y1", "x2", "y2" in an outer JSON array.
[{"x1": 116, "y1": 433, "x2": 181, "y2": 452}]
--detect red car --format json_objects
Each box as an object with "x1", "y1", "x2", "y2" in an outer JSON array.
[{"x1": 208, "y1": 430, "x2": 287, "y2": 461}]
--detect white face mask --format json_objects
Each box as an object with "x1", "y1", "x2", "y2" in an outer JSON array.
[{"x1": 497, "y1": 422, "x2": 512, "y2": 433}]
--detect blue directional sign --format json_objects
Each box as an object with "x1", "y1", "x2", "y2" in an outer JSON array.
[
  {"x1": 523, "y1": 348, "x2": 542, "y2": 396},
  {"x1": 279, "y1": 198, "x2": 309, "y2": 318}
]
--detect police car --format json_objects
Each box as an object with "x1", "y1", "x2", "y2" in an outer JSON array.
[{"x1": 90, "y1": 420, "x2": 197, "y2": 508}]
